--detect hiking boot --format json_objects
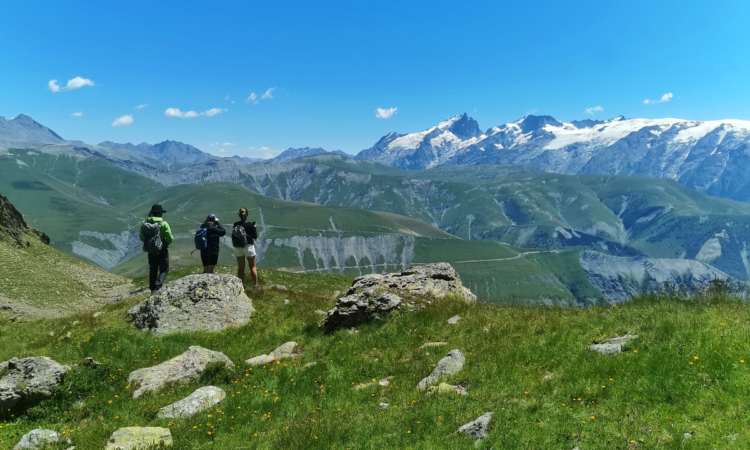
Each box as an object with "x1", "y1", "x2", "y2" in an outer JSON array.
[{"x1": 254, "y1": 285, "x2": 261, "y2": 291}]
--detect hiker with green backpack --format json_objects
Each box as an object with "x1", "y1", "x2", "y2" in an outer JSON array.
[{"x1": 140, "y1": 204, "x2": 174, "y2": 293}]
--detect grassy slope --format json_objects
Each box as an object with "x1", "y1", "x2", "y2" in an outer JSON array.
[{"x1": 1, "y1": 268, "x2": 749, "y2": 449}]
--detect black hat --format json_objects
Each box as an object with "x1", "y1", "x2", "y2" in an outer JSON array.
[{"x1": 148, "y1": 204, "x2": 167, "y2": 214}]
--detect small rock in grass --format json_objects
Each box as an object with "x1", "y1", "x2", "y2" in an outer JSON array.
[
  {"x1": 425, "y1": 382, "x2": 468, "y2": 397},
  {"x1": 354, "y1": 376, "x2": 392, "y2": 390},
  {"x1": 245, "y1": 342, "x2": 299, "y2": 366},
  {"x1": 378, "y1": 402, "x2": 389, "y2": 408},
  {"x1": 157, "y1": 386, "x2": 226, "y2": 419},
  {"x1": 269, "y1": 284, "x2": 288, "y2": 291},
  {"x1": 105, "y1": 427, "x2": 172, "y2": 449},
  {"x1": 447, "y1": 315, "x2": 460, "y2": 324},
  {"x1": 347, "y1": 328, "x2": 359, "y2": 334},
  {"x1": 127, "y1": 346, "x2": 233, "y2": 398},
  {"x1": 416, "y1": 349, "x2": 465, "y2": 391},
  {"x1": 304, "y1": 362, "x2": 317, "y2": 368},
  {"x1": 284, "y1": 299, "x2": 290, "y2": 304},
  {"x1": 379, "y1": 379, "x2": 390, "y2": 387},
  {"x1": 589, "y1": 334, "x2": 639, "y2": 355},
  {"x1": 420, "y1": 341, "x2": 448, "y2": 349},
  {"x1": 457, "y1": 412, "x2": 493, "y2": 447},
  {"x1": 82, "y1": 357, "x2": 101, "y2": 367},
  {"x1": 314, "y1": 310, "x2": 328, "y2": 316},
  {"x1": 14, "y1": 429, "x2": 66, "y2": 449},
  {"x1": 93, "y1": 312, "x2": 103, "y2": 318}
]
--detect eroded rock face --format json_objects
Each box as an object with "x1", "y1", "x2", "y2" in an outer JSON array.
[
  {"x1": 319, "y1": 292, "x2": 402, "y2": 333},
  {"x1": 350, "y1": 263, "x2": 476, "y2": 302},
  {"x1": 416, "y1": 349, "x2": 465, "y2": 391},
  {"x1": 106, "y1": 427, "x2": 172, "y2": 449},
  {"x1": 127, "y1": 274, "x2": 254, "y2": 336},
  {"x1": 0, "y1": 357, "x2": 67, "y2": 417},
  {"x1": 245, "y1": 342, "x2": 300, "y2": 366},
  {"x1": 457, "y1": 412, "x2": 494, "y2": 447},
  {"x1": 127, "y1": 346, "x2": 234, "y2": 398},
  {"x1": 157, "y1": 386, "x2": 226, "y2": 419}
]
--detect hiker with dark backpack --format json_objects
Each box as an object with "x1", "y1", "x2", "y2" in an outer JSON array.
[
  {"x1": 140, "y1": 204, "x2": 174, "y2": 293},
  {"x1": 196, "y1": 214, "x2": 226, "y2": 274},
  {"x1": 232, "y1": 207, "x2": 260, "y2": 289}
]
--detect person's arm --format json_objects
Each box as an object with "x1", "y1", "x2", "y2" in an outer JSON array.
[
  {"x1": 249, "y1": 221, "x2": 258, "y2": 240},
  {"x1": 215, "y1": 222, "x2": 227, "y2": 237},
  {"x1": 139, "y1": 220, "x2": 145, "y2": 242},
  {"x1": 161, "y1": 221, "x2": 174, "y2": 246}
]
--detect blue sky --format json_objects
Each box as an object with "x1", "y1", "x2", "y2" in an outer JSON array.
[{"x1": 2, "y1": 1, "x2": 749, "y2": 158}]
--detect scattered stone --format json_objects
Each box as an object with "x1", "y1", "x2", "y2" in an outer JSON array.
[
  {"x1": 0, "y1": 357, "x2": 68, "y2": 417},
  {"x1": 417, "y1": 349, "x2": 465, "y2": 391},
  {"x1": 92, "y1": 312, "x2": 103, "y2": 318},
  {"x1": 304, "y1": 362, "x2": 317, "y2": 368},
  {"x1": 284, "y1": 299, "x2": 290, "y2": 304},
  {"x1": 268, "y1": 284, "x2": 288, "y2": 291},
  {"x1": 82, "y1": 357, "x2": 101, "y2": 367},
  {"x1": 457, "y1": 412, "x2": 493, "y2": 447},
  {"x1": 314, "y1": 310, "x2": 328, "y2": 316},
  {"x1": 378, "y1": 402, "x2": 389, "y2": 408},
  {"x1": 425, "y1": 382, "x2": 469, "y2": 397},
  {"x1": 72, "y1": 321, "x2": 80, "y2": 326},
  {"x1": 420, "y1": 341, "x2": 448, "y2": 349},
  {"x1": 589, "y1": 334, "x2": 639, "y2": 355},
  {"x1": 127, "y1": 346, "x2": 234, "y2": 398},
  {"x1": 127, "y1": 274, "x2": 254, "y2": 336},
  {"x1": 105, "y1": 427, "x2": 172, "y2": 449},
  {"x1": 319, "y1": 292, "x2": 402, "y2": 333},
  {"x1": 157, "y1": 386, "x2": 226, "y2": 419},
  {"x1": 347, "y1": 328, "x2": 360, "y2": 334},
  {"x1": 348, "y1": 263, "x2": 477, "y2": 302},
  {"x1": 9, "y1": 314, "x2": 22, "y2": 322},
  {"x1": 245, "y1": 342, "x2": 299, "y2": 366},
  {"x1": 682, "y1": 432, "x2": 694, "y2": 443},
  {"x1": 354, "y1": 377, "x2": 392, "y2": 390},
  {"x1": 543, "y1": 372, "x2": 555, "y2": 381},
  {"x1": 447, "y1": 315, "x2": 460, "y2": 324},
  {"x1": 379, "y1": 379, "x2": 390, "y2": 387},
  {"x1": 13, "y1": 429, "x2": 66, "y2": 449}
]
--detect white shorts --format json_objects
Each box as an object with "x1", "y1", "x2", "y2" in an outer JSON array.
[{"x1": 234, "y1": 244, "x2": 257, "y2": 258}]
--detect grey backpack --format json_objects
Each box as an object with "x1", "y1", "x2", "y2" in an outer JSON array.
[{"x1": 142, "y1": 221, "x2": 163, "y2": 253}]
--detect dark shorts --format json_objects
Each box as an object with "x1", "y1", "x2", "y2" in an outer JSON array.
[{"x1": 201, "y1": 250, "x2": 219, "y2": 266}]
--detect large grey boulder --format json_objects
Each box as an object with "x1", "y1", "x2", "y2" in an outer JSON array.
[
  {"x1": 0, "y1": 357, "x2": 67, "y2": 417},
  {"x1": 127, "y1": 274, "x2": 254, "y2": 336},
  {"x1": 319, "y1": 292, "x2": 402, "y2": 333},
  {"x1": 245, "y1": 342, "x2": 299, "y2": 366},
  {"x1": 416, "y1": 349, "x2": 465, "y2": 391},
  {"x1": 14, "y1": 429, "x2": 67, "y2": 449},
  {"x1": 128, "y1": 346, "x2": 234, "y2": 398},
  {"x1": 589, "y1": 334, "x2": 638, "y2": 355},
  {"x1": 457, "y1": 412, "x2": 494, "y2": 447},
  {"x1": 106, "y1": 427, "x2": 172, "y2": 449},
  {"x1": 350, "y1": 263, "x2": 476, "y2": 302},
  {"x1": 157, "y1": 386, "x2": 226, "y2": 419}
]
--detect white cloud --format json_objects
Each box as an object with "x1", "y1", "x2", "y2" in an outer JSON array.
[
  {"x1": 71, "y1": 111, "x2": 83, "y2": 117},
  {"x1": 135, "y1": 104, "x2": 149, "y2": 109},
  {"x1": 525, "y1": 108, "x2": 538, "y2": 115},
  {"x1": 261, "y1": 88, "x2": 274, "y2": 100},
  {"x1": 219, "y1": 148, "x2": 225, "y2": 153},
  {"x1": 222, "y1": 142, "x2": 235, "y2": 146},
  {"x1": 247, "y1": 146, "x2": 280, "y2": 159},
  {"x1": 164, "y1": 107, "x2": 226, "y2": 118},
  {"x1": 643, "y1": 92, "x2": 673, "y2": 105},
  {"x1": 246, "y1": 93, "x2": 258, "y2": 104},
  {"x1": 111, "y1": 114, "x2": 134, "y2": 127},
  {"x1": 375, "y1": 107, "x2": 397, "y2": 119},
  {"x1": 48, "y1": 76, "x2": 95, "y2": 93},
  {"x1": 585, "y1": 105, "x2": 603, "y2": 115}
]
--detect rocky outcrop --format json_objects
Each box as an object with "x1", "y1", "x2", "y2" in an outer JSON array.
[
  {"x1": 157, "y1": 386, "x2": 226, "y2": 419},
  {"x1": 457, "y1": 412, "x2": 494, "y2": 447},
  {"x1": 127, "y1": 346, "x2": 234, "y2": 398},
  {"x1": 0, "y1": 357, "x2": 67, "y2": 417},
  {"x1": 127, "y1": 274, "x2": 254, "y2": 335},
  {"x1": 0, "y1": 193, "x2": 49, "y2": 247},
  {"x1": 13, "y1": 429, "x2": 67, "y2": 450},
  {"x1": 106, "y1": 427, "x2": 172, "y2": 449},
  {"x1": 245, "y1": 342, "x2": 299, "y2": 366},
  {"x1": 319, "y1": 263, "x2": 475, "y2": 332},
  {"x1": 416, "y1": 349, "x2": 465, "y2": 391}
]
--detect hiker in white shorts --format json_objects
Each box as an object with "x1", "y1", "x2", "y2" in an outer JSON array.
[{"x1": 231, "y1": 207, "x2": 260, "y2": 290}]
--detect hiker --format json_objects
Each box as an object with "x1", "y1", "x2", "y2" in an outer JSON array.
[
  {"x1": 198, "y1": 214, "x2": 226, "y2": 274},
  {"x1": 140, "y1": 204, "x2": 173, "y2": 293},
  {"x1": 232, "y1": 207, "x2": 260, "y2": 289}
]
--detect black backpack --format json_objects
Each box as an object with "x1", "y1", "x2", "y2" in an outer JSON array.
[
  {"x1": 232, "y1": 224, "x2": 248, "y2": 248},
  {"x1": 142, "y1": 221, "x2": 163, "y2": 253}
]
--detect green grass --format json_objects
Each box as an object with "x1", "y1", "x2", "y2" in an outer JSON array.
[{"x1": 1, "y1": 268, "x2": 750, "y2": 448}]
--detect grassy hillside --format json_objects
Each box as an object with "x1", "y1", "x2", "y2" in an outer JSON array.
[{"x1": 1, "y1": 268, "x2": 749, "y2": 449}]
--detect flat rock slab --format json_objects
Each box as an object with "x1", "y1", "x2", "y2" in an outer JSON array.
[
  {"x1": 447, "y1": 315, "x2": 460, "y2": 324},
  {"x1": 127, "y1": 274, "x2": 254, "y2": 336},
  {"x1": 417, "y1": 349, "x2": 465, "y2": 391},
  {"x1": 157, "y1": 386, "x2": 226, "y2": 419},
  {"x1": 106, "y1": 427, "x2": 172, "y2": 450},
  {"x1": 425, "y1": 382, "x2": 469, "y2": 397},
  {"x1": 457, "y1": 412, "x2": 493, "y2": 447},
  {"x1": 128, "y1": 346, "x2": 234, "y2": 398},
  {"x1": 319, "y1": 292, "x2": 402, "y2": 333},
  {"x1": 14, "y1": 429, "x2": 65, "y2": 449},
  {"x1": 590, "y1": 334, "x2": 639, "y2": 355},
  {"x1": 246, "y1": 342, "x2": 299, "y2": 366},
  {"x1": 0, "y1": 357, "x2": 68, "y2": 418}
]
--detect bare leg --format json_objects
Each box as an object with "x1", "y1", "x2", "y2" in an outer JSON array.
[
  {"x1": 248, "y1": 256, "x2": 259, "y2": 287},
  {"x1": 236, "y1": 256, "x2": 246, "y2": 284}
]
